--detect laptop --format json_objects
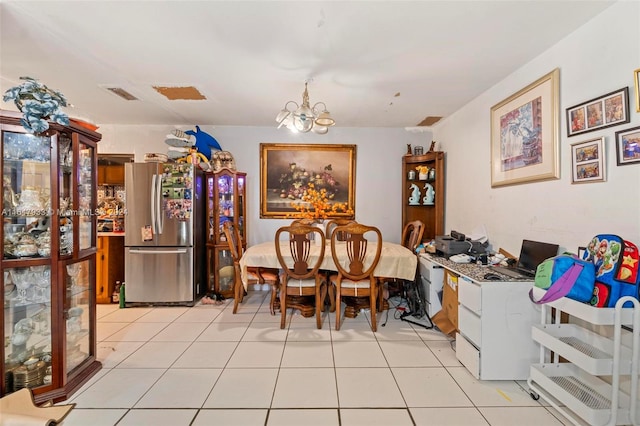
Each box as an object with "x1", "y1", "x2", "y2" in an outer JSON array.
[{"x1": 492, "y1": 239, "x2": 559, "y2": 279}]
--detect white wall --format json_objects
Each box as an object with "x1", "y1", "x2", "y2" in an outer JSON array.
[
  {"x1": 433, "y1": 1, "x2": 640, "y2": 255},
  {"x1": 97, "y1": 124, "x2": 433, "y2": 245}
]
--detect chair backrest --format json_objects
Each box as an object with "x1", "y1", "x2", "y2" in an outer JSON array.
[
  {"x1": 401, "y1": 220, "x2": 425, "y2": 253},
  {"x1": 223, "y1": 221, "x2": 243, "y2": 262},
  {"x1": 325, "y1": 219, "x2": 357, "y2": 241},
  {"x1": 275, "y1": 224, "x2": 326, "y2": 280},
  {"x1": 331, "y1": 222, "x2": 383, "y2": 281},
  {"x1": 291, "y1": 218, "x2": 319, "y2": 226}
]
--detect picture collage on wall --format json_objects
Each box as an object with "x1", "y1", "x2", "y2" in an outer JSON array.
[{"x1": 566, "y1": 68, "x2": 640, "y2": 183}]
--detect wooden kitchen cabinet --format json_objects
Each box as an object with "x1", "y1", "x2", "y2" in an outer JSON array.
[
  {"x1": 96, "y1": 236, "x2": 124, "y2": 304},
  {"x1": 97, "y1": 164, "x2": 124, "y2": 186}
]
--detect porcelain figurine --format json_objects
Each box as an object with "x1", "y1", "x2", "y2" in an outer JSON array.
[
  {"x1": 423, "y1": 183, "x2": 434, "y2": 205},
  {"x1": 416, "y1": 165, "x2": 429, "y2": 180},
  {"x1": 408, "y1": 184, "x2": 421, "y2": 205}
]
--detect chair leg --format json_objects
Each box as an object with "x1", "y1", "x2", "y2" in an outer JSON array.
[
  {"x1": 370, "y1": 289, "x2": 377, "y2": 332},
  {"x1": 328, "y1": 282, "x2": 336, "y2": 312},
  {"x1": 335, "y1": 290, "x2": 342, "y2": 331},
  {"x1": 233, "y1": 281, "x2": 241, "y2": 314},
  {"x1": 316, "y1": 286, "x2": 323, "y2": 329},
  {"x1": 269, "y1": 283, "x2": 279, "y2": 315},
  {"x1": 280, "y1": 288, "x2": 287, "y2": 329}
]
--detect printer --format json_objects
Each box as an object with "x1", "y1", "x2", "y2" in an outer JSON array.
[{"x1": 435, "y1": 234, "x2": 487, "y2": 258}]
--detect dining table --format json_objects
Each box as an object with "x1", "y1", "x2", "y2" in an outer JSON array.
[{"x1": 239, "y1": 240, "x2": 418, "y2": 317}]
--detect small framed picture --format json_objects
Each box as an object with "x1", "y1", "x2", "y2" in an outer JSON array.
[
  {"x1": 571, "y1": 137, "x2": 605, "y2": 184},
  {"x1": 615, "y1": 125, "x2": 640, "y2": 166},
  {"x1": 566, "y1": 87, "x2": 630, "y2": 137}
]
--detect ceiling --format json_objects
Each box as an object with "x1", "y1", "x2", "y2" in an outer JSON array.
[{"x1": 0, "y1": 1, "x2": 615, "y2": 129}]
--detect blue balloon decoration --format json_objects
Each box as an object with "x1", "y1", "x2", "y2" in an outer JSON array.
[{"x1": 184, "y1": 126, "x2": 222, "y2": 159}]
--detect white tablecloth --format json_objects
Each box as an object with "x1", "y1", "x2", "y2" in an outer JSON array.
[{"x1": 239, "y1": 241, "x2": 417, "y2": 289}]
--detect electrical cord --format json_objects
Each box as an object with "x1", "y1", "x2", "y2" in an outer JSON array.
[{"x1": 465, "y1": 239, "x2": 474, "y2": 252}]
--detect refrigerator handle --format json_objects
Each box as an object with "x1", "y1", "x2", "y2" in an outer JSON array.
[
  {"x1": 129, "y1": 248, "x2": 188, "y2": 254},
  {"x1": 151, "y1": 174, "x2": 157, "y2": 234},
  {"x1": 157, "y1": 171, "x2": 164, "y2": 234}
]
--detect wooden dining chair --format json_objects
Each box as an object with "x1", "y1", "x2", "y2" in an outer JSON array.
[
  {"x1": 325, "y1": 219, "x2": 357, "y2": 242},
  {"x1": 275, "y1": 223, "x2": 327, "y2": 329},
  {"x1": 291, "y1": 218, "x2": 320, "y2": 226},
  {"x1": 329, "y1": 222, "x2": 383, "y2": 331},
  {"x1": 379, "y1": 220, "x2": 424, "y2": 302},
  {"x1": 401, "y1": 220, "x2": 425, "y2": 253},
  {"x1": 322, "y1": 219, "x2": 357, "y2": 311},
  {"x1": 223, "y1": 221, "x2": 280, "y2": 314}
]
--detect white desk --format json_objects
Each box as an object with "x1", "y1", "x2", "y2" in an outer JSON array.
[
  {"x1": 422, "y1": 254, "x2": 540, "y2": 380},
  {"x1": 240, "y1": 241, "x2": 417, "y2": 289}
]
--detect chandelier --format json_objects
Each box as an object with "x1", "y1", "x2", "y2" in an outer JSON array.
[{"x1": 275, "y1": 82, "x2": 335, "y2": 134}]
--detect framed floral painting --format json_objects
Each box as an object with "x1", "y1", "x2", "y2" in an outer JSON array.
[{"x1": 260, "y1": 143, "x2": 356, "y2": 219}]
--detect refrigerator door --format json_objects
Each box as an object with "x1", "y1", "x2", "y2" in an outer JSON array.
[
  {"x1": 124, "y1": 162, "x2": 159, "y2": 247},
  {"x1": 155, "y1": 163, "x2": 194, "y2": 247},
  {"x1": 125, "y1": 247, "x2": 195, "y2": 304}
]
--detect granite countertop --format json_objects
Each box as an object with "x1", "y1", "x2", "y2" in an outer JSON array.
[
  {"x1": 97, "y1": 232, "x2": 125, "y2": 237},
  {"x1": 421, "y1": 253, "x2": 533, "y2": 283}
]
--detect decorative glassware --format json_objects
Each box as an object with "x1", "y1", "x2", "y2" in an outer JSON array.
[
  {"x1": 31, "y1": 265, "x2": 51, "y2": 302},
  {"x1": 4, "y1": 270, "x2": 14, "y2": 299},
  {"x1": 10, "y1": 267, "x2": 33, "y2": 305},
  {"x1": 32, "y1": 305, "x2": 50, "y2": 336},
  {"x1": 66, "y1": 263, "x2": 82, "y2": 294}
]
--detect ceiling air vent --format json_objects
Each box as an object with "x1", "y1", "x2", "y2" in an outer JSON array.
[{"x1": 104, "y1": 87, "x2": 139, "y2": 101}]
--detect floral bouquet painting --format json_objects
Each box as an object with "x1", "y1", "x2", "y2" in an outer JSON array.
[{"x1": 261, "y1": 144, "x2": 356, "y2": 219}]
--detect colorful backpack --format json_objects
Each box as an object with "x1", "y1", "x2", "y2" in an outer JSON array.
[{"x1": 580, "y1": 234, "x2": 640, "y2": 307}]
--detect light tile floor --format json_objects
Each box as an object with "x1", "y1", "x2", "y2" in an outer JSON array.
[{"x1": 60, "y1": 291, "x2": 571, "y2": 426}]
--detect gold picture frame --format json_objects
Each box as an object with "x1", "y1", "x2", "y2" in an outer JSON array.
[
  {"x1": 260, "y1": 143, "x2": 357, "y2": 219},
  {"x1": 634, "y1": 68, "x2": 640, "y2": 112},
  {"x1": 490, "y1": 68, "x2": 560, "y2": 187}
]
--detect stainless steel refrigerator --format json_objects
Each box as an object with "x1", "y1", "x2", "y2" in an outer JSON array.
[{"x1": 124, "y1": 162, "x2": 205, "y2": 306}]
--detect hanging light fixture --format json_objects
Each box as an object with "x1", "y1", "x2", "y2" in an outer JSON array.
[{"x1": 276, "y1": 81, "x2": 335, "y2": 134}]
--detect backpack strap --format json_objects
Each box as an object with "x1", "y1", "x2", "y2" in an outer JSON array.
[{"x1": 529, "y1": 263, "x2": 585, "y2": 304}]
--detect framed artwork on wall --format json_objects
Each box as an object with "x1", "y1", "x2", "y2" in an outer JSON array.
[
  {"x1": 566, "y1": 87, "x2": 630, "y2": 137},
  {"x1": 490, "y1": 68, "x2": 560, "y2": 187},
  {"x1": 634, "y1": 68, "x2": 640, "y2": 112},
  {"x1": 571, "y1": 137, "x2": 605, "y2": 184},
  {"x1": 260, "y1": 143, "x2": 357, "y2": 219},
  {"x1": 615, "y1": 126, "x2": 640, "y2": 166}
]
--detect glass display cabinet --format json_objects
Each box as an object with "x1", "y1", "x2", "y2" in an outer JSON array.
[
  {"x1": 206, "y1": 168, "x2": 246, "y2": 297},
  {"x1": 402, "y1": 151, "x2": 445, "y2": 242},
  {"x1": 1, "y1": 110, "x2": 101, "y2": 403}
]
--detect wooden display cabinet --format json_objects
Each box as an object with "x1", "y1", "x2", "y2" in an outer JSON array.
[
  {"x1": 402, "y1": 151, "x2": 445, "y2": 242},
  {"x1": 1, "y1": 110, "x2": 101, "y2": 403},
  {"x1": 205, "y1": 168, "x2": 246, "y2": 297}
]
